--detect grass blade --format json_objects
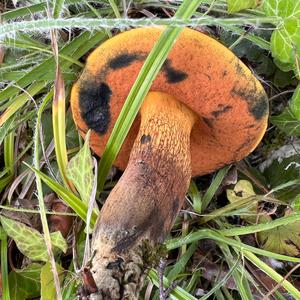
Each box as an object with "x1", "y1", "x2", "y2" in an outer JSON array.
[
  {"x1": 0, "y1": 16, "x2": 280, "y2": 39},
  {"x1": 148, "y1": 269, "x2": 198, "y2": 300},
  {"x1": 34, "y1": 93, "x2": 62, "y2": 300},
  {"x1": 24, "y1": 163, "x2": 97, "y2": 226},
  {"x1": 52, "y1": 67, "x2": 74, "y2": 190},
  {"x1": 53, "y1": 0, "x2": 65, "y2": 19},
  {"x1": 0, "y1": 230, "x2": 10, "y2": 300},
  {"x1": 244, "y1": 251, "x2": 300, "y2": 299},
  {"x1": 167, "y1": 229, "x2": 300, "y2": 263},
  {"x1": 202, "y1": 165, "x2": 231, "y2": 211}
]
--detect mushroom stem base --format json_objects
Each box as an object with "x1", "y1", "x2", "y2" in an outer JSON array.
[{"x1": 91, "y1": 92, "x2": 196, "y2": 299}]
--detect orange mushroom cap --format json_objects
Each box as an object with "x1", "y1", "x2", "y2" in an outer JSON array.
[{"x1": 71, "y1": 27, "x2": 268, "y2": 176}]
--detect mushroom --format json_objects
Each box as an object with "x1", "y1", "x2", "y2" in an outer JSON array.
[{"x1": 71, "y1": 27, "x2": 268, "y2": 299}]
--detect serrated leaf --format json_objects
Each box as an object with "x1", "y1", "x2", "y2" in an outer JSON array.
[
  {"x1": 290, "y1": 84, "x2": 300, "y2": 121},
  {"x1": 0, "y1": 216, "x2": 67, "y2": 261},
  {"x1": 227, "y1": 0, "x2": 259, "y2": 13},
  {"x1": 270, "y1": 106, "x2": 300, "y2": 136},
  {"x1": 9, "y1": 263, "x2": 41, "y2": 300},
  {"x1": 258, "y1": 211, "x2": 300, "y2": 256},
  {"x1": 66, "y1": 130, "x2": 93, "y2": 204},
  {"x1": 41, "y1": 262, "x2": 65, "y2": 300}
]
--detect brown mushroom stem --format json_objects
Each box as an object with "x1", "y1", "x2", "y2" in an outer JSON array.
[{"x1": 91, "y1": 92, "x2": 197, "y2": 299}]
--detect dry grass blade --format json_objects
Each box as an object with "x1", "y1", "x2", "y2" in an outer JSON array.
[{"x1": 52, "y1": 67, "x2": 74, "y2": 191}]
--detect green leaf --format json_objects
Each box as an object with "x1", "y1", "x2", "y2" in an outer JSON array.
[
  {"x1": 263, "y1": 155, "x2": 300, "y2": 202},
  {"x1": 9, "y1": 264, "x2": 41, "y2": 300},
  {"x1": 66, "y1": 130, "x2": 93, "y2": 205},
  {"x1": 264, "y1": 0, "x2": 300, "y2": 18},
  {"x1": 264, "y1": 1, "x2": 300, "y2": 68},
  {"x1": 50, "y1": 231, "x2": 68, "y2": 254},
  {"x1": 273, "y1": 69, "x2": 297, "y2": 87},
  {"x1": 292, "y1": 194, "x2": 300, "y2": 211},
  {"x1": 226, "y1": 180, "x2": 260, "y2": 223},
  {"x1": 227, "y1": 0, "x2": 259, "y2": 13},
  {"x1": 270, "y1": 18, "x2": 300, "y2": 64},
  {"x1": 0, "y1": 114, "x2": 16, "y2": 145},
  {"x1": 258, "y1": 211, "x2": 300, "y2": 256},
  {"x1": 290, "y1": 84, "x2": 300, "y2": 121},
  {"x1": 270, "y1": 107, "x2": 300, "y2": 136},
  {"x1": 202, "y1": 166, "x2": 231, "y2": 211},
  {"x1": 188, "y1": 180, "x2": 202, "y2": 214},
  {"x1": 273, "y1": 58, "x2": 294, "y2": 71},
  {"x1": 41, "y1": 262, "x2": 65, "y2": 300},
  {"x1": 0, "y1": 216, "x2": 67, "y2": 261}
]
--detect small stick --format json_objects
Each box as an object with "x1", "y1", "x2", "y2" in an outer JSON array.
[{"x1": 158, "y1": 258, "x2": 177, "y2": 300}]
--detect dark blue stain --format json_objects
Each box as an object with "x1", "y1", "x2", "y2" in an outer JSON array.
[
  {"x1": 108, "y1": 53, "x2": 140, "y2": 70},
  {"x1": 231, "y1": 85, "x2": 268, "y2": 120},
  {"x1": 250, "y1": 95, "x2": 269, "y2": 120},
  {"x1": 79, "y1": 82, "x2": 112, "y2": 135},
  {"x1": 163, "y1": 59, "x2": 188, "y2": 83}
]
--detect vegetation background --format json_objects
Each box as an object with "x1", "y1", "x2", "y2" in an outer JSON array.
[{"x1": 1, "y1": 0, "x2": 300, "y2": 299}]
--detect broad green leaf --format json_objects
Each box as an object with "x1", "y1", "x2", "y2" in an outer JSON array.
[
  {"x1": 263, "y1": 155, "x2": 300, "y2": 202},
  {"x1": 226, "y1": 180, "x2": 259, "y2": 223},
  {"x1": 270, "y1": 107, "x2": 300, "y2": 136},
  {"x1": 264, "y1": 0, "x2": 300, "y2": 18},
  {"x1": 0, "y1": 216, "x2": 67, "y2": 261},
  {"x1": 227, "y1": 180, "x2": 256, "y2": 203},
  {"x1": 41, "y1": 262, "x2": 65, "y2": 300},
  {"x1": 50, "y1": 231, "x2": 68, "y2": 254},
  {"x1": 273, "y1": 69, "x2": 297, "y2": 87},
  {"x1": 258, "y1": 211, "x2": 300, "y2": 256},
  {"x1": 270, "y1": 18, "x2": 300, "y2": 64},
  {"x1": 264, "y1": 1, "x2": 300, "y2": 68},
  {"x1": 9, "y1": 263, "x2": 41, "y2": 300},
  {"x1": 273, "y1": 58, "x2": 294, "y2": 71},
  {"x1": 227, "y1": 0, "x2": 259, "y2": 13},
  {"x1": 66, "y1": 130, "x2": 93, "y2": 204},
  {"x1": 290, "y1": 84, "x2": 300, "y2": 121}
]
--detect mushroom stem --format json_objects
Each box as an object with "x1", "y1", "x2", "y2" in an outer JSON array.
[{"x1": 91, "y1": 92, "x2": 197, "y2": 299}]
